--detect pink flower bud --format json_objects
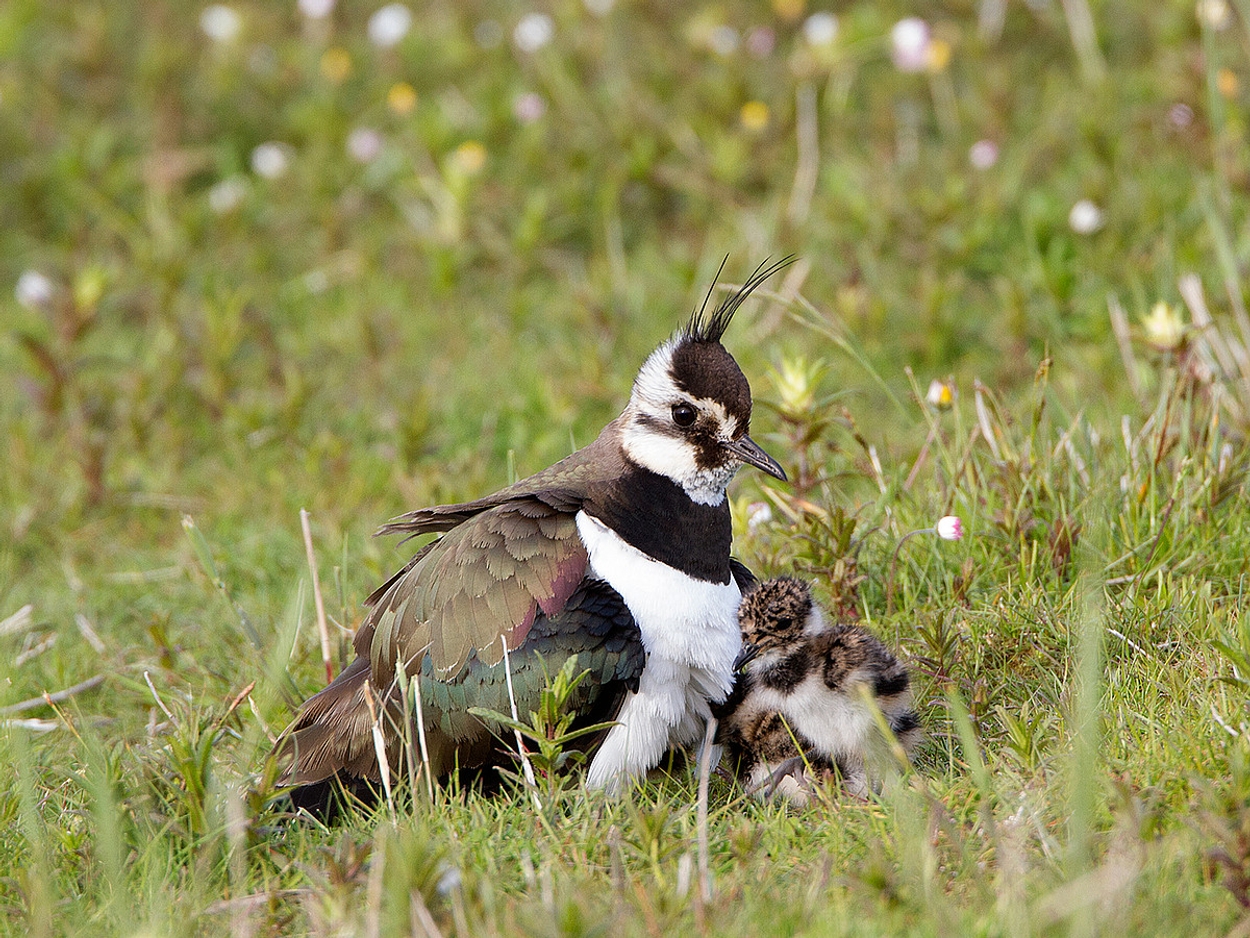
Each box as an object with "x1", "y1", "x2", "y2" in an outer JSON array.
[
  {"x1": 936, "y1": 515, "x2": 964, "y2": 541},
  {"x1": 890, "y1": 18, "x2": 931, "y2": 73}
]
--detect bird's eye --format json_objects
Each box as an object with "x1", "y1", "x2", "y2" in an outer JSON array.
[
  {"x1": 671, "y1": 403, "x2": 697, "y2": 427},
  {"x1": 775, "y1": 617, "x2": 793, "y2": 630}
]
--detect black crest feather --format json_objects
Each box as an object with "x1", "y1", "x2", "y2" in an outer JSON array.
[{"x1": 684, "y1": 256, "x2": 795, "y2": 344}]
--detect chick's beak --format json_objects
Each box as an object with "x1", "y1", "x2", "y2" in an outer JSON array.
[
  {"x1": 733, "y1": 642, "x2": 759, "y2": 672},
  {"x1": 723, "y1": 435, "x2": 787, "y2": 481}
]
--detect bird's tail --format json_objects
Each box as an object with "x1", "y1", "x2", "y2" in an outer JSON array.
[
  {"x1": 875, "y1": 661, "x2": 923, "y2": 755},
  {"x1": 274, "y1": 657, "x2": 390, "y2": 786}
]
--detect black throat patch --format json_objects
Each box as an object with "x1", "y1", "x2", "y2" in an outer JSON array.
[{"x1": 582, "y1": 465, "x2": 733, "y2": 584}]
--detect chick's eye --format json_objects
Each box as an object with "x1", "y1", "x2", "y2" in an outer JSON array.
[{"x1": 671, "y1": 403, "x2": 697, "y2": 427}]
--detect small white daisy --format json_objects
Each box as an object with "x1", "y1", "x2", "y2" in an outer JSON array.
[
  {"x1": 1068, "y1": 199, "x2": 1104, "y2": 235},
  {"x1": 200, "y1": 4, "x2": 242, "y2": 43},
  {"x1": 969, "y1": 139, "x2": 999, "y2": 170},
  {"x1": 512, "y1": 92, "x2": 547, "y2": 124},
  {"x1": 347, "y1": 127, "x2": 383, "y2": 163},
  {"x1": 208, "y1": 176, "x2": 248, "y2": 214},
  {"x1": 298, "y1": 0, "x2": 335, "y2": 19},
  {"x1": 514, "y1": 12, "x2": 554, "y2": 53},
  {"x1": 1197, "y1": 0, "x2": 1232, "y2": 30},
  {"x1": 250, "y1": 142, "x2": 291, "y2": 180},
  {"x1": 15, "y1": 270, "x2": 54, "y2": 310},
  {"x1": 890, "y1": 17, "x2": 930, "y2": 73},
  {"x1": 935, "y1": 516, "x2": 964, "y2": 541},
  {"x1": 802, "y1": 12, "x2": 838, "y2": 47},
  {"x1": 368, "y1": 3, "x2": 412, "y2": 48}
]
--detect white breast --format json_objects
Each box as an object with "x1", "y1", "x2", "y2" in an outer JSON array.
[
  {"x1": 751, "y1": 671, "x2": 877, "y2": 761},
  {"x1": 575, "y1": 510, "x2": 742, "y2": 791}
]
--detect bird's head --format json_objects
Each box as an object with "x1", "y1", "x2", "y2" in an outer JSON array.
[
  {"x1": 733, "y1": 575, "x2": 821, "y2": 671},
  {"x1": 620, "y1": 260, "x2": 789, "y2": 504}
]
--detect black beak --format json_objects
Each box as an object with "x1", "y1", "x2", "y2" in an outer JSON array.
[
  {"x1": 723, "y1": 435, "x2": 787, "y2": 481},
  {"x1": 733, "y1": 642, "x2": 759, "y2": 672}
]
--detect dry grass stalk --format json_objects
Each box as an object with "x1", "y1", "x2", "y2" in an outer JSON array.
[{"x1": 300, "y1": 509, "x2": 334, "y2": 685}]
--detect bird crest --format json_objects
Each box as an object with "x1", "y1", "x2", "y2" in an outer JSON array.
[{"x1": 683, "y1": 256, "x2": 795, "y2": 344}]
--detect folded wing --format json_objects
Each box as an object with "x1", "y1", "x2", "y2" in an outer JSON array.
[{"x1": 276, "y1": 489, "x2": 643, "y2": 788}]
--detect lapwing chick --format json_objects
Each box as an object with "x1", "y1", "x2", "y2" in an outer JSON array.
[
  {"x1": 717, "y1": 575, "x2": 920, "y2": 805},
  {"x1": 275, "y1": 260, "x2": 790, "y2": 807}
]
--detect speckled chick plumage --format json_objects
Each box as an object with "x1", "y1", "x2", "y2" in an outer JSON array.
[{"x1": 716, "y1": 575, "x2": 921, "y2": 805}]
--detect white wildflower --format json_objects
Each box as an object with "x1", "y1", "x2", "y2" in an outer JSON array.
[
  {"x1": 802, "y1": 12, "x2": 838, "y2": 46},
  {"x1": 935, "y1": 516, "x2": 964, "y2": 541},
  {"x1": 891, "y1": 18, "x2": 930, "y2": 73},
  {"x1": 346, "y1": 127, "x2": 383, "y2": 163},
  {"x1": 1068, "y1": 199, "x2": 1104, "y2": 235},
  {"x1": 200, "y1": 4, "x2": 242, "y2": 43},
  {"x1": 512, "y1": 92, "x2": 547, "y2": 124},
  {"x1": 1197, "y1": 0, "x2": 1232, "y2": 30},
  {"x1": 514, "y1": 13, "x2": 554, "y2": 53},
  {"x1": 250, "y1": 142, "x2": 291, "y2": 180},
  {"x1": 368, "y1": 3, "x2": 412, "y2": 48},
  {"x1": 15, "y1": 270, "x2": 54, "y2": 310},
  {"x1": 298, "y1": 0, "x2": 335, "y2": 18},
  {"x1": 969, "y1": 139, "x2": 999, "y2": 170},
  {"x1": 208, "y1": 176, "x2": 248, "y2": 213}
]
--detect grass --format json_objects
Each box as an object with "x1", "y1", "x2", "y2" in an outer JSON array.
[{"x1": 4, "y1": 0, "x2": 1250, "y2": 934}]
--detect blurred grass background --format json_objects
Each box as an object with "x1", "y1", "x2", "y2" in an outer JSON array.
[{"x1": 4, "y1": 0, "x2": 1250, "y2": 935}]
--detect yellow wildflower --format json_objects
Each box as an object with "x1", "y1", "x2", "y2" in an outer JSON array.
[
  {"x1": 1142, "y1": 301, "x2": 1186, "y2": 352},
  {"x1": 1217, "y1": 68, "x2": 1239, "y2": 99},
  {"x1": 926, "y1": 37, "x2": 951, "y2": 72},
  {"x1": 453, "y1": 141, "x2": 487, "y2": 176},
  {"x1": 772, "y1": 0, "x2": 805, "y2": 23},
  {"x1": 320, "y1": 47, "x2": 352, "y2": 83},
  {"x1": 740, "y1": 101, "x2": 770, "y2": 132},
  {"x1": 388, "y1": 82, "x2": 417, "y2": 115}
]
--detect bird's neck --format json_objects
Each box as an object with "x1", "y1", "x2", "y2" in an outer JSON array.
[{"x1": 751, "y1": 646, "x2": 812, "y2": 692}]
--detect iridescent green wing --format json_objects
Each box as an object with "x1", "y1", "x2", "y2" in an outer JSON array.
[{"x1": 416, "y1": 576, "x2": 645, "y2": 743}]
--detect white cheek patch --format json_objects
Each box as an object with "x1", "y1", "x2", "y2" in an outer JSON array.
[
  {"x1": 620, "y1": 423, "x2": 691, "y2": 478},
  {"x1": 619, "y1": 421, "x2": 735, "y2": 507},
  {"x1": 621, "y1": 372, "x2": 745, "y2": 506}
]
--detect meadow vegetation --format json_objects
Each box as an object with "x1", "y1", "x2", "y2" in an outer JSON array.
[{"x1": 3, "y1": 0, "x2": 1250, "y2": 934}]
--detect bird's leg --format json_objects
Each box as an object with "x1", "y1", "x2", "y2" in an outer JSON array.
[
  {"x1": 749, "y1": 756, "x2": 808, "y2": 798},
  {"x1": 696, "y1": 737, "x2": 723, "y2": 776}
]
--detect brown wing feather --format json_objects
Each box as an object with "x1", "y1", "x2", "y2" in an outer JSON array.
[
  {"x1": 365, "y1": 496, "x2": 587, "y2": 686},
  {"x1": 276, "y1": 498, "x2": 588, "y2": 787}
]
